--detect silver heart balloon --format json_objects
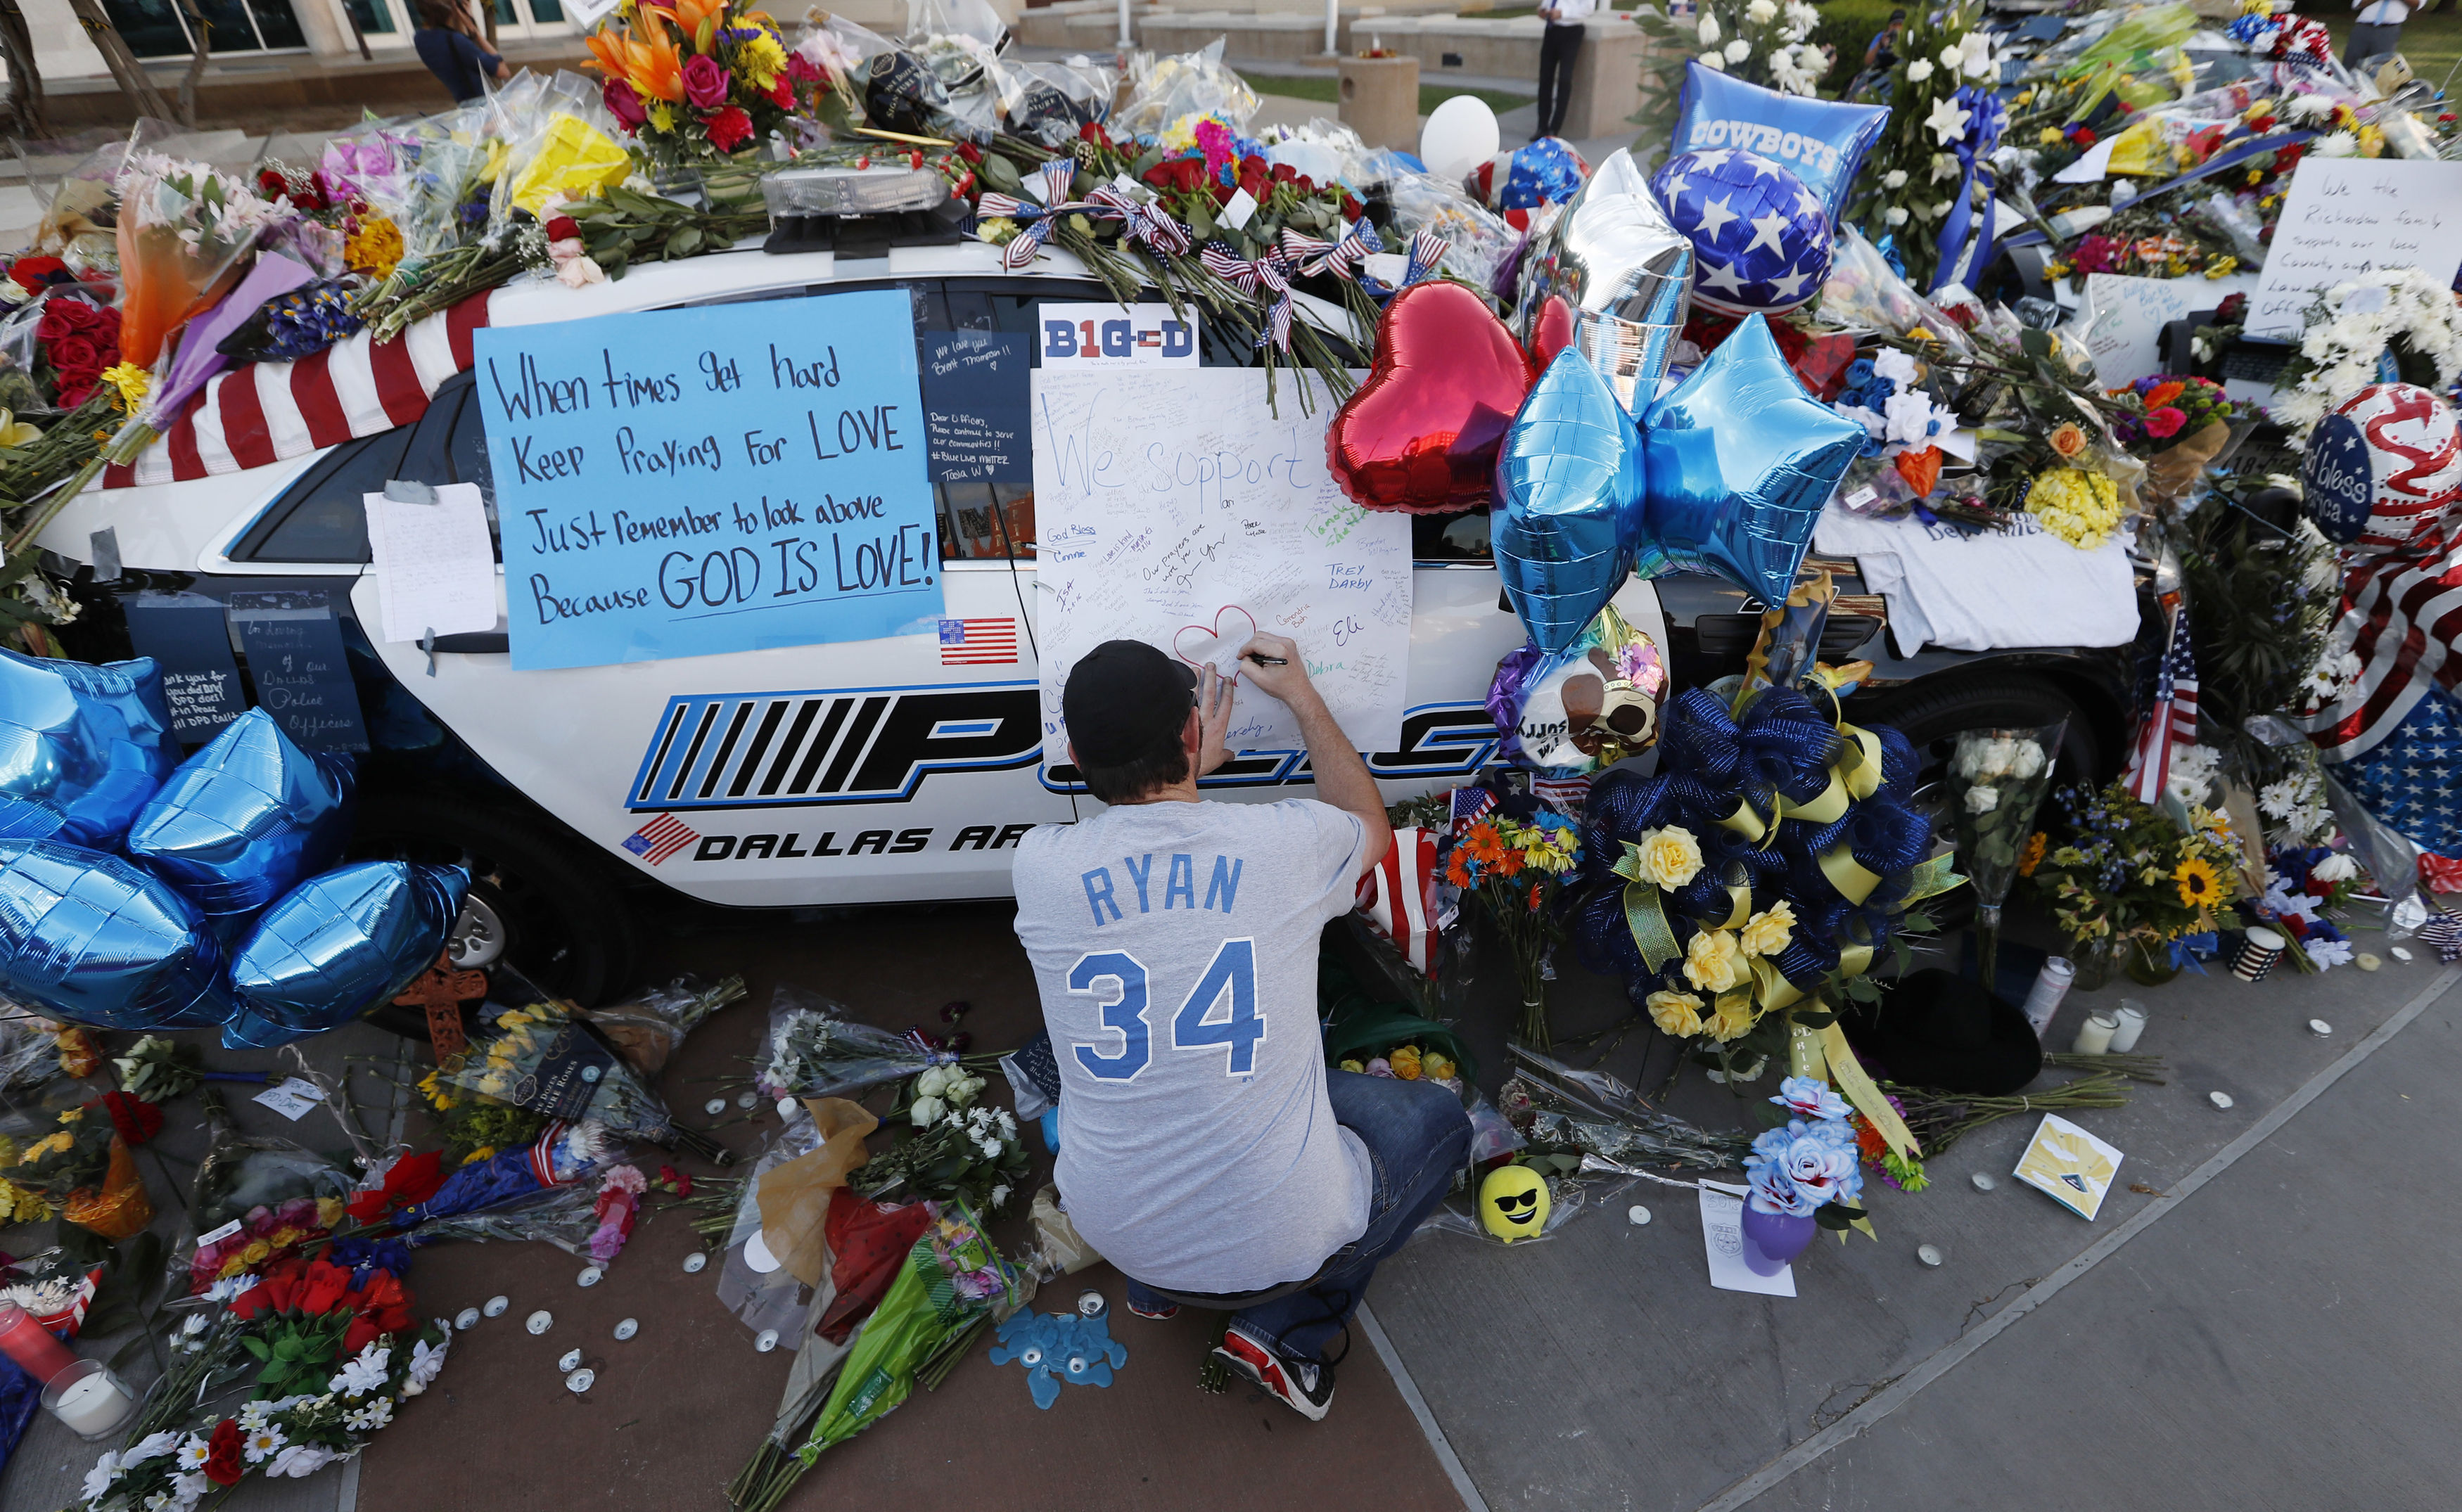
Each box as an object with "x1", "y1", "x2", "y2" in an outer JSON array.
[{"x1": 1514, "y1": 148, "x2": 1696, "y2": 413}]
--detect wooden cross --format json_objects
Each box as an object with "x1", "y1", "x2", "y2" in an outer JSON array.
[{"x1": 392, "y1": 953, "x2": 489, "y2": 1061}]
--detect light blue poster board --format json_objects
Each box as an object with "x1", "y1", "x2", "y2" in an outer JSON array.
[{"x1": 474, "y1": 290, "x2": 942, "y2": 670}]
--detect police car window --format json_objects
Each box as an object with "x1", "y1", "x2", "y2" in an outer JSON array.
[{"x1": 229, "y1": 427, "x2": 414, "y2": 563}]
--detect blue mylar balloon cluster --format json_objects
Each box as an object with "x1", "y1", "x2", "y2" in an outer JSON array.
[
  {"x1": 0, "y1": 839, "x2": 233, "y2": 1030},
  {"x1": 1636, "y1": 316, "x2": 1867, "y2": 607},
  {"x1": 227, "y1": 862, "x2": 470, "y2": 1049},
  {"x1": 0, "y1": 648, "x2": 179, "y2": 848},
  {"x1": 0, "y1": 674, "x2": 464, "y2": 1048},
  {"x1": 1492, "y1": 314, "x2": 1868, "y2": 649},
  {"x1": 1650, "y1": 149, "x2": 1834, "y2": 317},
  {"x1": 127, "y1": 708, "x2": 356, "y2": 928},
  {"x1": 1495, "y1": 350, "x2": 1644, "y2": 654}
]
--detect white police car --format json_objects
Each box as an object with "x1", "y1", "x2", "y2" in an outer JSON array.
[{"x1": 42, "y1": 238, "x2": 2135, "y2": 1004}]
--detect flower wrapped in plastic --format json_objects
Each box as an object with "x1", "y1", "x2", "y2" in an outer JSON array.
[
  {"x1": 393, "y1": 1119, "x2": 621, "y2": 1237},
  {"x1": 113, "y1": 154, "x2": 298, "y2": 369},
  {"x1": 427, "y1": 965, "x2": 737, "y2": 1162},
  {"x1": 754, "y1": 985, "x2": 964, "y2": 1100},
  {"x1": 431, "y1": 986, "x2": 693, "y2": 1151}
]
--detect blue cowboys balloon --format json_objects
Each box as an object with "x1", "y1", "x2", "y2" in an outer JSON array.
[{"x1": 1649, "y1": 149, "x2": 1833, "y2": 318}]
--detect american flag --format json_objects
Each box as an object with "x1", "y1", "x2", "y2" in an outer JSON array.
[
  {"x1": 623, "y1": 812, "x2": 699, "y2": 866},
  {"x1": 1450, "y1": 786, "x2": 1498, "y2": 836},
  {"x1": 2124, "y1": 600, "x2": 2201, "y2": 803},
  {"x1": 939, "y1": 617, "x2": 1019, "y2": 666}
]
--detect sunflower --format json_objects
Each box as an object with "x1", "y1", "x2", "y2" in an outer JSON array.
[
  {"x1": 2017, "y1": 831, "x2": 2047, "y2": 876},
  {"x1": 2174, "y1": 855, "x2": 2222, "y2": 909}
]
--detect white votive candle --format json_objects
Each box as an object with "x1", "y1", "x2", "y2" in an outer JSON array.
[
  {"x1": 2071, "y1": 1010, "x2": 2119, "y2": 1056},
  {"x1": 45, "y1": 1362, "x2": 134, "y2": 1438},
  {"x1": 2108, "y1": 1001, "x2": 2148, "y2": 1054}
]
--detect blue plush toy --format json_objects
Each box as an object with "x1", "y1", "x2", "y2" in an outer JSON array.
[{"x1": 989, "y1": 1310, "x2": 1128, "y2": 1409}]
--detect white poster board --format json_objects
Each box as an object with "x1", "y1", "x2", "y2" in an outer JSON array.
[
  {"x1": 1032, "y1": 367, "x2": 1410, "y2": 758},
  {"x1": 2247, "y1": 158, "x2": 2462, "y2": 341},
  {"x1": 2081, "y1": 271, "x2": 2264, "y2": 388}
]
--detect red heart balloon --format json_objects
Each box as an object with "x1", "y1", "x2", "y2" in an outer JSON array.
[
  {"x1": 1326, "y1": 281, "x2": 1536, "y2": 514},
  {"x1": 1527, "y1": 294, "x2": 1576, "y2": 374}
]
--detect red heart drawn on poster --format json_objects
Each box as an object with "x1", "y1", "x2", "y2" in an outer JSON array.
[
  {"x1": 1173, "y1": 605, "x2": 1259, "y2": 674},
  {"x1": 1325, "y1": 280, "x2": 1536, "y2": 514}
]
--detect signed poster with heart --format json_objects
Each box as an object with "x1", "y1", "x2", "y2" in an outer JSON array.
[{"x1": 1031, "y1": 366, "x2": 1412, "y2": 761}]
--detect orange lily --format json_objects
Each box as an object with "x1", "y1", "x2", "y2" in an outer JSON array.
[
  {"x1": 669, "y1": 0, "x2": 727, "y2": 49},
  {"x1": 587, "y1": 23, "x2": 687, "y2": 102}
]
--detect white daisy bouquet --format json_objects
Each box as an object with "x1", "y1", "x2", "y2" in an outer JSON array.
[
  {"x1": 69, "y1": 1260, "x2": 448, "y2": 1512},
  {"x1": 2269, "y1": 269, "x2": 2462, "y2": 442},
  {"x1": 848, "y1": 1063, "x2": 1031, "y2": 1214}
]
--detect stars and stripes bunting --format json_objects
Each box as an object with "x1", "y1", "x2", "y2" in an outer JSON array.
[
  {"x1": 623, "y1": 812, "x2": 699, "y2": 866},
  {"x1": 101, "y1": 290, "x2": 492, "y2": 489},
  {"x1": 938, "y1": 617, "x2": 1019, "y2": 665},
  {"x1": 2124, "y1": 596, "x2": 2201, "y2": 802},
  {"x1": 1356, "y1": 825, "x2": 1443, "y2": 977}
]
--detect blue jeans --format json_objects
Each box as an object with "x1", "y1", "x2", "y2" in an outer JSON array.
[{"x1": 1124, "y1": 1070, "x2": 1472, "y2": 1363}]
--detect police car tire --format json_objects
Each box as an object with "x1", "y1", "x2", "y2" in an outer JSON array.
[{"x1": 348, "y1": 793, "x2": 638, "y2": 1031}]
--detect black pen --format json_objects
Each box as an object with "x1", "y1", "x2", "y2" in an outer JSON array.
[{"x1": 1245, "y1": 653, "x2": 1288, "y2": 666}]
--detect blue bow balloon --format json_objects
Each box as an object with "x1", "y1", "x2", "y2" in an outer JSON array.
[
  {"x1": 0, "y1": 648, "x2": 179, "y2": 848},
  {"x1": 1494, "y1": 348, "x2": 1645, "y2": 653},
  {"x1": 1671, "y1": 62, "x2": 1890, "y2": 226},
  {"x1": 1636, "y1": 314, "x2": 1866, "y2": 608},
  {"x1": 228, "y1": 861, "x2": 470, "y2": 1047},
  {"x1": 0, "y1": 838, "x2": 234, "y2": 1030},
  {"x1": 126, "y1": 708, "x2": 357, "y2": 931}
]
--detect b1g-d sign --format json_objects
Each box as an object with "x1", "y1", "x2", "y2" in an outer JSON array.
[{"x1": 473, "y1": 290, "x2": 943, "y2": 671}]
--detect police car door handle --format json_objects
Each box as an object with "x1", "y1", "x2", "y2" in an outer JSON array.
[{"x1": 426, "y1": 632, "x2": 511, "y2": 653}]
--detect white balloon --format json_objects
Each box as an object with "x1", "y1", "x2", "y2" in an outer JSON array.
[{"x1": 1420, "y1": 95, "x2": 1501, "y2": 185}]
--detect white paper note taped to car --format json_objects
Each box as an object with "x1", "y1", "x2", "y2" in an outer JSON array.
[
  {"x1": 364, "y1": 482, "x2": 499, "y2": 644},
  {"x1": 2247, "y1": 158, "x2": 2462, "y2": 341},
  {"x1": 1031, "y1": 366, "x2": 1410, "y2": 755}
]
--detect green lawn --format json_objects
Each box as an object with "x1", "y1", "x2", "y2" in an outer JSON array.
[{"x1": 1241, "y1": 72, "x2": 1536, "y2": 115}]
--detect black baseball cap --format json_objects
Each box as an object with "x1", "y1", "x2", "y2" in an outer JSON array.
[{"x1": 1063, "y1": 640, "x2": 1199, "y2": 767}]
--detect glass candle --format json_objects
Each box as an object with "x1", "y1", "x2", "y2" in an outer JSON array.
[
  {"x1": 0, "y1": 1302, "x2": 78, "y2": 1385},
  {"x1": 2071, "y1": 1009, "x2": 2120, "y2": 1056},
  {"x1": 41, "y1": 1359, "x2": 136, "y2": 1439},
  {"x1": 2108, "y1": 1000, "x2": 2148, "y2": 1054}
]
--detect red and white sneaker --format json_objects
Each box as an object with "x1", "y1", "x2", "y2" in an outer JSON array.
[
  {"x1": 1212, "y1": 1321, "x2": 1334, "y2": 1421},
  {"x1": 1125, "y1": 1295, "x2": 1178, "y2": 1321}
]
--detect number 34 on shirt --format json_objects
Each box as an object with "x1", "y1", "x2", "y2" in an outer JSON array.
[{"x1": 1068, "y1": 942, "x2": 1263, "y2": 1082}]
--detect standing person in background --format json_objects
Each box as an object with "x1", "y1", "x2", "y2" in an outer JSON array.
[
  {"x1": 1535, "y1": 0, "x2": 1595, "y2": 141},
  {"x1": 2346, "y1": 0, "x2": 2410, "y2": 65},
  {"x1": 414, "y1": 0, "x2": 509, "y2": 103}
]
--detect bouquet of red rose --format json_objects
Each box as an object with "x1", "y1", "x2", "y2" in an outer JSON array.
[{"x1": 30, "y1": 290, "x2": 121, "y2": 411}]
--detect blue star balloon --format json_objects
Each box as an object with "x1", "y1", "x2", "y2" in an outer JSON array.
[
  {"x1": 1494, "y1": 348, "x2": 1646, "y2": 653},
  {"x1": 0, "y1": 648, "x2": 179, "y2": 849},
  {"x1": 125, "y1": 708, "x2": 357, "y2": 932},
  {"x1": 1671, "y1": 61, "x2": 1890, "y2": 226},
  {"x1": 227, "y1": 861, "x2": 469, "y2": 1047},
  {"x1": 0, "y1": 838, "x2": 233, "y2": 1030},
  {"x1": 1637, "y1": 314, "x2": 1866, "y2": 608},
  {"x1": 1650, "y1": 149, "x2": 1834, "y2": 317}
]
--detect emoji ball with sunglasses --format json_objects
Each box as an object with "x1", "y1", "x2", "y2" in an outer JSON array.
[{"x1": 1479, "y1": 1165, "x2": 1551, "y2": 1242}]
